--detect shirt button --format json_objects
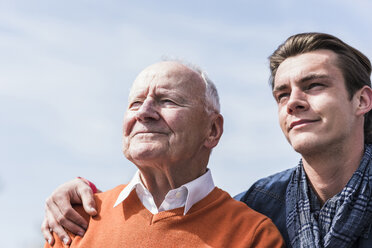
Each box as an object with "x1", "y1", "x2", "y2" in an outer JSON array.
[{"x1": 176, "y1": 192, "x2": 182, "y2": 198}]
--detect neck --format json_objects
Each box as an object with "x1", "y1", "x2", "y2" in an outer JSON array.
[
  {"x1": 137, "y1": 157, "x2": 208, "y2": 207},
  {"x1": 302, "y1": 142, "x2": 364, "y2": 205}
]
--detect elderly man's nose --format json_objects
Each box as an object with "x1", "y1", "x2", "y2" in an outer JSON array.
[{"x1": 135, "y1": 99, "x2": 160, "y2": 121}]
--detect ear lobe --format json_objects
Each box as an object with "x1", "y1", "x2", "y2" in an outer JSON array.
[
  {"x1": 204, "y1": 114, "x2": 224, "y2": 149},
  {"x1": 355, "y1": 86, "x2": 372, "y2": 116}
]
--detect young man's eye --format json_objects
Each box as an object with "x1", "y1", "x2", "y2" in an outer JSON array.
[
  {"x1": 307, "y1": 83, "x2": 324, "y2": 90},
  {"x1": 276, "y1": 93, "x2": 289, "y2": 103}
]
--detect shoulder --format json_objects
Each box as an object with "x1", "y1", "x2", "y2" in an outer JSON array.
[
  {"x1": 47, "y1": 185, "x2": 128, "y2": 248},
  {"x1": 234, "y1": 168, "x2": 296, "y2": 246},
  {"x1": 211, "y1": 188, "x2": 278, "y2": 224},
  {"x1": 95, "y1": 184, "x2": 126, "y2": 202},
  {"x1": 70, "y1": 184, "x2": 127, "y2": 218},
  {"x1": 235, "y1": 167, "x2": 296, "y2": 204},
  {"x1": 94, "y1": 184, "x2": 127, "y2": 213},
  {"x1": 211, "y1": 188, "x2": 285, "y2": 247}
]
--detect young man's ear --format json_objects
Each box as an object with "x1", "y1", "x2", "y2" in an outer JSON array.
[
  {"x1": 355, "y1": 86, "x2": 372, "y2": 116},
  {"x1": 204, "y1": 114, "x2": 224, "y2": 149}
]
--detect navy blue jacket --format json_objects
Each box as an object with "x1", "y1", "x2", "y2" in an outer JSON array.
[{"x1": 235, "y1": 167, "x2": 372, "y2": 248}]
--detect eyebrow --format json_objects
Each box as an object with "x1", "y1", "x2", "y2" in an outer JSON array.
[
  {"x1": 273, "y1": 73, "x2": 331, "y2": 93},
  {"x1": 299, "y1": 74, "x2": 330, "y2": 83}
]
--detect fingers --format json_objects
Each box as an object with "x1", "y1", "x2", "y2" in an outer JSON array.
[
  {"x1": 42, "y1": 210, "x2": 71, "y2": 245},
  {"x1": 41, "y1": 218, "x2": 54, "y2": 245},
  {"x1": 54, "y1": 203, "x2": 88, "y2": 236},
  {"x1": 69, "y1": 178, "x2": 97, "y2": 216},
  {"x1": 46, "y1": 186, "x2": 89, "y2": 234},
  {"x1": 42, "y1": 177, "x2": 99, "y2": 246},
  {"x1": 42, "y1": 178, "x2": 93, "y2": 242}
]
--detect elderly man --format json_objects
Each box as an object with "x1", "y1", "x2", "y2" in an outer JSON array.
[{"x1": 43, "y1": 61, "x2": 284, "y2": 247}]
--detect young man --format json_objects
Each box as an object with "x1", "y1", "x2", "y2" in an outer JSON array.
[
  {"x1": 43, "y1": 61, "x2": 284, "y2": 247},
  {"x1": 43, "y1": 32, "x2": 372, "y2": 247},
  {"x1": 237, "y1": 32, "x2": 372, "y2": 247}
]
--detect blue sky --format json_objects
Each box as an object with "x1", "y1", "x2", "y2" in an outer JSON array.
[{"x1": 1, "y1": 0, "x2": 372, "y2": 247}]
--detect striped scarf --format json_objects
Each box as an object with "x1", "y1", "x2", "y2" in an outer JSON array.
[{"x1": 286, "y1": 145, "x2": 372, "y2": 248}]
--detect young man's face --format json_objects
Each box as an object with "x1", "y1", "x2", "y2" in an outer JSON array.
[{"x1": 273, "y1": 49, "x2": 361, "y2": 155}]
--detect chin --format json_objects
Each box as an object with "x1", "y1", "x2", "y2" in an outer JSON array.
[
  {"x1": 292, "y1": 143, "x2": 315, "y2": 155},
  {"x1": 127, "y1": 144, "x2": 166, "y2": 161},
  {"x1": 289, "y1": 133, "x2": 324, "y2": 155}
]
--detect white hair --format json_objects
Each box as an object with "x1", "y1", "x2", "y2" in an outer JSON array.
[
  {"x1": 188, "y1": 64, "x2": 221, "y2": 114},
  {"x1": 161, "y1": 57, "x2": 220, "y2": 114}
]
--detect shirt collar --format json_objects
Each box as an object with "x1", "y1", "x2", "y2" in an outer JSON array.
[
  {"x1": 113, "y1": 169, "x2": 215, "y2": 215},
  {"x1": 113, "y1": 170, "x2": 144, "y2": 208}
]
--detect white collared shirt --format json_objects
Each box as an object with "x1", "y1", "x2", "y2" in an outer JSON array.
[{"x1": 113, "y1": 169, "x2": 215, "y2": 215}]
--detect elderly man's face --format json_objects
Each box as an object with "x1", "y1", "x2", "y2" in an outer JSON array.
[{"x1": 122, "y1": 62, "x2": 210, "y2": 165}]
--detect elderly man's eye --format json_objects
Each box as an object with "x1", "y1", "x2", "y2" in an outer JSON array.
[
  {"x1": 129, "y1": 101, "x2": 142, "y2": 109},
  {"x1": 161, "y1": 99, "x2": 176, "y2": 105}
]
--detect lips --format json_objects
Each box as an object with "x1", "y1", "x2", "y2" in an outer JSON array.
[
  {"x1": 289, "y1": 119, "x2": 319, "y2": 130},
  {"x1": 127, "y1": 124, "x2": 169, "y2": 137},
  {"x1": 133, "y1": 131, "x2": 167, "y2": 136}
]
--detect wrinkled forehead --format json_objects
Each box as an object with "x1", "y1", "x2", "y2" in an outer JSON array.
[{"x1": 129, "y1": 62, "x2": 206, "y2": 98}]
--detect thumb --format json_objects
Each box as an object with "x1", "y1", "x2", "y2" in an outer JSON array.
[
  {"x1": 70, "y1": 178, "x2": 98, "y2": 216},
  {"x1": 81, "y1": 190, "x2": 97, "y2": 216}
]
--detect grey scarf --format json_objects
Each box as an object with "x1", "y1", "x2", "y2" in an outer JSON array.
[{"x1": 286, "y1": 145, "x2": 372, "y2": 248}]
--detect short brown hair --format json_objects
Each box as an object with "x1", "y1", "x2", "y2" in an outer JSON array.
[{"x1": 269, "y1": 32, "x2": 372, "y2": 143}]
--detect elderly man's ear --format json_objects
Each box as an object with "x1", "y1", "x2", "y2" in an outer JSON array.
[{"x1": 204, "y1": 114, "x2": 224, "y2": 149}]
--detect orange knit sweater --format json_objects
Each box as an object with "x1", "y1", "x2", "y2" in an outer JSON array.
[{"x1": 46, "y1": 185, "x2": 284, "y2": 247}]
